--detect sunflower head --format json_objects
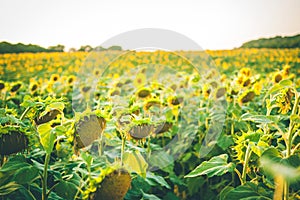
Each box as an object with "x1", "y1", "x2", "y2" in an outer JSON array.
[
  {"x1": 238, "y1": 90, "x2": 255, "y2": 105},
  {"x1": 0, "y1": 81, "x2": 5, "y2": 91},
  {"x1": 273, "y1": 72, "x2": 283, "y2": 83},
  {"x1": 215, "y1": 87, "x2": 226, "y2": 99},
  {"x1": 239, "y1": 67, "x2": 251, "y2": 77},
  {"x1": 50, "y1": 74, "x2": 60, "y2": 83},
  {"x1": 74, "y1": 113, "x2": 106, "y2": 150},
  {"x1": 136, "y1": 87, "x2": 151, "y2": 98},
  {"x1": 10, "y1": 82, "x2": 22, "y2": 93}
]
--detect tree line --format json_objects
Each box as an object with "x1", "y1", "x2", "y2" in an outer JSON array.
[
  {"x1": 241, "y1": 34, "x2": 300, "y2": 49},
  {"x1": 0, "y1": 42, "x2": 122, "y2": 54}
]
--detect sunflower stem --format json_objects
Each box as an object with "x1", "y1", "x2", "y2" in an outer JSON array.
[
  {"x1": 42, "y1": 153, "x2": 50, "y2": 200},
  {"x1": 121, "y1": 133, "x2": 125, "y2": 166},
  {"x1": 284, "y1": 92, "x2": 299, "y2": 200},
  {"x1": 241, "y1": 142, "x2": 252, "y2": 185},
  {"x1": 20, "y1": 106, "x2": 32, "y2": 120}
]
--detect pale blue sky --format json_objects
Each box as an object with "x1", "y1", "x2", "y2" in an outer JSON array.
[{"x1": 0, "y1": 0, "x2": 299, "y2": 50}]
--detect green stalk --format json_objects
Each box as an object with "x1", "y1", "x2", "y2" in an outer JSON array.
[
  {"x1": 286, "y1": 94, "x2": 299, "y2": 157},
  {"x1": 284, "y1": 93, "x2": 299, "y2": 200},
  {"x1": 42, "y1": 153, "x2": 50, "y2": 200},
  {"x1": 20, "y1": 106, "x2": 32, "y2": 120},
  {"x1": 121, "y1": 132, "x2": 125, "y2": 165},
  {"x1": 241, "y1": 142, "x2": 252, "y2": 185}
]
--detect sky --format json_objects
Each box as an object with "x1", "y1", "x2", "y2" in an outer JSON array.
[{"x1": 0, "y1": 0, "x2": 299, "y2": 50}]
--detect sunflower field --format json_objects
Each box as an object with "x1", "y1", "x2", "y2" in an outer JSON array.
[{"x1": 0, "y1": 48, "x2": 299, "y2": 200}]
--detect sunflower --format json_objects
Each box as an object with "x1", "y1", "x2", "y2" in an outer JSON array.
[
  {"x1": 273, "y1": 72, "x2": 283, "y2": 83},
  {"x1": 67, "y1": 75, "x2": 76, "y2": 85},
  {"x1": 89, "y1": 168, "x2": 131, "y2": 200},
  {"x1": 283, "y1": 64, "x2": 291, "y2": 76},
  {"x1": 93, "y1": 69, "x2": 101, "y2": 76},
  {"x1": 143, "y1": 98, "x2": 162, "y2": 111},
  {"x1": 276, "y1": 88, "x2": 294, "y2": 114},
  {"x1": 50, "y1": 74, "x2": 60, "y2": 83},
  {"x1": 0, "y1": 80, "x2": 5, "y2": 91},
  {"x1": 238, "y1": 90, "x2": 255, "y2": 105},
  {"x1": 253, "y1": 81, "x2": 262, "y2": 95},
  {"x1": 133, "y1": 73, "x2": 146, "y2": 88},
  {"x1": 128, "y1": 123, "x2": 154, "y2": 140},
  {"x1": 242, "y1": 78, "x2": 251, "y2": 87},
  {"x1": 10, "y1": 82, "x2": 22, "y2": 93},
  {"x1": 239, "y1": 67, "x2": 251, "y2": 77},
  {"x1": 74, "y1": 114, "x2": 106, "y2": 149},
  {"x1": 202, "y1": 84, "x2": 211, "y2": 98},
  {"x1": 29, "y1": 81, "x2": 39, "y2": 94},
  {"x1": 168, "y1": 96, "x2": 183, "y2": 106},
  {"x1": 136, "y1": 87, "x2": 151, "y2": 98},
  {"x1": 215, "y1": 87, "x2": 226, "y2": 98}
]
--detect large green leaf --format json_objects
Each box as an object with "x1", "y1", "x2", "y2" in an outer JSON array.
[
  {"x1": 265, "y1": 79, "x2": 293, "y2": 97},
  {"x1": 13, "y1": 165, "x2": 39, "y2": 184},
  {"x1": 241, "y1": 113, "x2": 279, "y2": 124},
  {"x1": 221, "y1": 182, "x2": 272, "y2": 200},
  {"x1": 0, "y1": 182, "x2": 23, "y2": 196},
  {"x1": 185, "y1": 154, "x2": 235, "y2": 178},
  {"x1": 123, "y1": 150, "x2": 148, "y2": 177},
  {"x1": 54, "y1": 180, "x2": 78, "y2": 200},
  {"x1": 0, "y1": 155, "x2": 30, "y2": 185},
  {"x1": 37, "y1": 122, "x2": 56, "y2": 154},
  {"x1": 145, "y1": 172, "x2": 170, "y2": 189}
]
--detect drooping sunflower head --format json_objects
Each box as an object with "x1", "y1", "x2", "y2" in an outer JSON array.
[
  {"x1": 10, "y1": 82, "x2": 23, "y2": 93},
  {"x1": 136, "y1": 87, "x2": 151, "y2": 98},
  {"x1": 215, "y1": 87, "x2": 226, "y2": 99},
  {"x1": 74, "y1": 112, "x2": 106, "y2": 150},
  {"x1": 0, "y1": 80, "x2": 5, "y2": 91},
  {"x1": 238, "y1": 90, "x2": 255, "y2": 105},
  {"x1": 273, "y1": 72, "x2": 283, "y2": 83},
  {"x1": 276, "y1": 88, "x2": 294, "y2": 114},
  {"x1": 128, "y1": 120, "x2": 154, "y2": 141}
]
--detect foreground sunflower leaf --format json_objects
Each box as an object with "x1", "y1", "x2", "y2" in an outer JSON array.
[
  {"x1": 37, "y1": 122, "x2": 56, "y2": 154},
  {"x1": 221, "y1": 182, "x2": 273, "y2": 200},
  {"x1": 185, "y1": 154, "x2": 235, "y2": 178}
]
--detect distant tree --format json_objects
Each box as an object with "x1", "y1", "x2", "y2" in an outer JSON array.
[
  {"x1": 78, "y1": 45, "x2": 93, "y2": 52},
  {"x1": 94, "y1": 46, "x2": 106, "y2": 51},
  {"x1": 48, "y1": 44, "x2": 65, "y2": 52},
  {"x1": 108, "y1": 45, "x2": 122, "y2": 51},
  {"x1": 68, "y1": 48, "x2": 77, "y2": 52}
]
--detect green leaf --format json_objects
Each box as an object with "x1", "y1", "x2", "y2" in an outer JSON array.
[
  {"x1": 268, "y1": 79, "x2": 292, "y2": 95},
  {"x1": 217, "y1": 134, "x2": 234, "y2": 150},
  {"x1": 123, "y1": 150, "x2": 148, "y2": 177},
  {"x1": 54, "y1": 180, "x2": 78, "y2": 200},
  {"x1": 0, "y1": 155, "x2": 30, "y2": 185},
  {"x1": 241, "y1": 113, "x2": 278, "y2": 124},
  {"x1": 47, "y1": 102, "x2": 65, "y2": 112},
  {"x1": 145, "y1": 172, "x2": 170, "y2": 189},
  {"x1": 37, "y1": 122, "x2": 56, "y2": 154},
  {"x1": 250, "y1": 141, "x2": 269, "y2": 157},
  {"x1": 279, "y1": 79, "x2": 293, "y2": 87},
  {"x1": 185, "y1": 154, "x2": 235, "y2": 178},
  {"x1": 260, "y1": 155, "x2": 300, "y2": 183},
  {"x1": 222, "y1": 182, "x2": 272, "y2": 200},
  {"x1": 141, "y1": 190, "x2": 161, "y2": 200},
  {"x1": 13, "y1": 166, "x2": 39, "y2": 184},
  {"x1": 0, "y1": 182, "x2": 23, "y2": 196}
]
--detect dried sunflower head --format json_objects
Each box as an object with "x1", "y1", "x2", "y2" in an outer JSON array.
[{"x1": 74, "y1": 114, "x2": 106, "y2": 149}]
